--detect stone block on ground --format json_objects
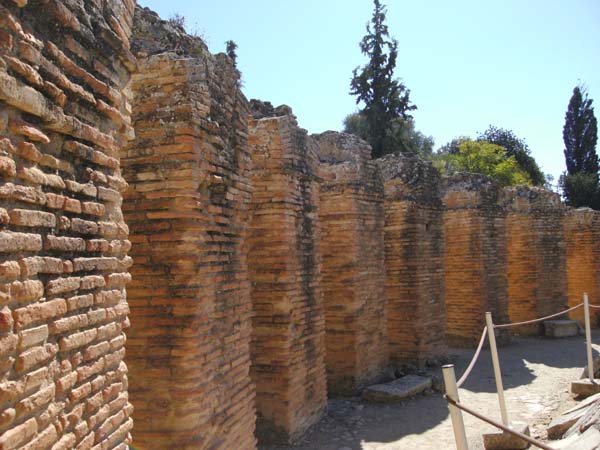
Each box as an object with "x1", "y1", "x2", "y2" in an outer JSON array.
[
  {"x1": 571, "y1": 379, "x2": 600, "y2": 398},
  {"x1": 482, "y1": 421, "x2": 530, "y2": 450},
  {"x1": 544, "y1": 320, "x2": 581, "y2": 338},
  {"x1": 362, "y1": 375, "x2": 432, "y2": 403},
  {"x1": 552, "y1": 427, "x2": 600, "y2": 450}
]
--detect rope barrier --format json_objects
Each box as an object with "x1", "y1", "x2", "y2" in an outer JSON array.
[
  {"x1": 444, "y1": 396, "x2": 556, "y2": 450},
  {"x1": 589, "y1": 304, "x2": 600, "y2": 309},
  {"x1": 457, "y1": 326, "x2": 487, "y2": 388},
  {"x1": 494, "y1": 303, "x2": 584, "y2": 329}
]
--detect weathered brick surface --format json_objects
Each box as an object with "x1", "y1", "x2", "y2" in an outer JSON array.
[
  {"x1": 443, "y1": 174, "x2": 509, "y2": 346},
  {"x1": 378, "y1": 154, "x2": 447, "y2": 366},
  {"x1": 315, "y1": 132, "x2": 388, "y2": 395},
  {"x1": 564, "y1": 208, "x2": 600, "y2": 325},
  {"x1": 0, "y1": 0, "x2": 134, "y2": 448},
  {"x1": 248, "y1": 102, "x2": 326, "y2": 444},
  {"x1": 122, "y1": 8, "x2": 256, "y2": 450},
  {"x1": 503, "y1": 186, "x2": 567, "y2": 335}
]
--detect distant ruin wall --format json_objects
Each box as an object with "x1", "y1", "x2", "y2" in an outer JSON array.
[
  {"x1": 378, "y1": 154, "x2": 447, "y2": 366},
  {"x1": 565, "y1": 208, "x2": 600, "y2": 325},
  {"x1": 122, "y1": 8, "x2": 256, "y2": 450},
  {"x1": 443, "y1": 174, "x2": 509, "y2": 346},
  {"x1": 0, "y1": 1, "x2": 135, "y2": 449},
  {"x1": 316, "y1": 131, "x2": 388, "y2": 395},
  {"x1": 503, "y1": 186, "x2": 567, "y2": 334},
  {"x1": 248, "y1": 103, "x2": 326, "y2": 444}
]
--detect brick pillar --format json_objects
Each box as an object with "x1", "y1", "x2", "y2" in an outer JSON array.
[
  {"x1": 378, "y1": 154, "x2": 447, "y2": 367},
  {"x1": 247, "y1": 102, "x2": 326, "y2": 444},
  {"x1": 0, "y1": 1, "x2": 135, "y2": 449},
  {"x1": 565, "y1": 208, "x2": 600, "y2": 326},
  {"x1": 443, "y1": 174, "x2": 509, "y2": 346},
  {"x1": 503, "y1": 187, "x2": 567, "y2": 334},
  {"x1": 122, "y1": 8, "x2": 256, "y2": 450},
  {"x1": 315, "y1": 132, "x2": 388, "y2": 395}
]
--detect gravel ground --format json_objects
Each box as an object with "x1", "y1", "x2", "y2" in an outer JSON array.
[{"x1": 261, "y1": 330, "x2": 600, "y2": 450}]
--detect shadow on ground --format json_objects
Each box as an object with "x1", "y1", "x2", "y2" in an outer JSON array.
[
  {"x1": 457, "y1": 332, "x2": 599, "y2": 393},
  {"x1": 260, "y1": 331, "x2": 600, "y2": 450}
]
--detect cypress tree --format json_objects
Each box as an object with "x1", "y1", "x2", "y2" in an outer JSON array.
[{"x1": 350, "y1": 0, "x2": 415, "y2": 158}]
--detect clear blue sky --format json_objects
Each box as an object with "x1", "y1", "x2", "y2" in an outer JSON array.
[{"x1": 138, "y1": 0, "x2": 600, "y2": 184}]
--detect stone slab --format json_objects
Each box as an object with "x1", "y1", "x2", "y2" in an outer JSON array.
[
  {"x1": 571, "y1": 379, "x2": 600, "y2": 398},
  {"x1": 362, "y1": 375, "x2": 432, "y2": 403},
  {"x1": 544, "y1": 320, "x2": 580, "y2": 338},
  {"x1": 552, "y1": 426, "x2": 600, "y2": 450},
  {"x1": 547, "y1": 395, "x2": 600, "y2": 440},
  {"x1": 482, "y1": 421, "x2": 530, "y2": 450}
]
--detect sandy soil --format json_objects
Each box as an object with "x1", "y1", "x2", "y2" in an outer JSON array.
[{"x1": 261, "y1": 331, "x2": 600, "y2": 450}]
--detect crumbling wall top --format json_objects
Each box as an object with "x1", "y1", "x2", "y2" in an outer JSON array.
[
  {"x1": 132, "y1": 6, "x2": 209, "y2": 57},
  {"x1": 313, "y1": 131, "x2": 381, "y2": 191},
  {"x1": 377, "y1": 154, "x2": 442, "y2": 206},
  {"x1": 443, "y1": 173, "x2": 503, "y2": 210},
  {"x1": 502, "y1": 185, "x2": 563, "y2": 213}
]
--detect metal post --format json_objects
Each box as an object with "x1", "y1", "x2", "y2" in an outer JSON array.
[
  {"x1": 584, "y1": 293, "x2": 595, "y2": 381},
  {"x1": 442, "y1": 364, "x2": 469, "y2": 450},
  {"x1": 486, "y1": 312, "x2": 509, "y2": 426}
]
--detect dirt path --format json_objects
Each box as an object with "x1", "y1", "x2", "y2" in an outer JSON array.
[{"x1": 261, "y1": 331, "x2": 600, "y2": 450}]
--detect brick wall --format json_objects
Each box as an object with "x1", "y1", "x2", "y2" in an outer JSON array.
[
  {"x1": 122, "y1": 8, "x2": 256, "y2": 450},
  {"x1": 503, "y1": 186, "x2": 567, "y2": 334},
  {"x1": 443, "y1": 174, "x2": 509, "y2": 346},
  {"x1": 248, "y1": 102, "x2": 326, "y2": 444},
  {"x1": 564, "y1": 208, "x2": 600, "y2": 325},
  {"x1": 315, "y1": 131, "x2": 388, "y2": 395},
  {"x1": 378, "y1": 154, "x2": 447, "y2": 366},
  {"x1": 0, "y1": 0, "x2": 135, "y2": 449}
]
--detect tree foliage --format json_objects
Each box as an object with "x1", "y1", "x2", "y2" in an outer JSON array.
[
  {"x1": 477, "y1": 126, "x2": 545, "y2": 186},
  {"x1": 225, "y1": 40, "x2": 238, "y2": 67},
  {"x1": 436, "y1": 139, "x2": 531, "y2": 187},
  {"x1": 349, "y1": 0, "x2": 415, "y2": 158},
  {"x1": 343, "y1": 112, "x2": 433, "y2": 157},
  {"x1": 561, "y1": 85, "x2": 599, "y2": 208}
]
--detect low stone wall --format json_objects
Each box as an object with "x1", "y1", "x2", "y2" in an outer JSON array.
[
  {"x1": 503, "y1": 186, "x2": 567, "y2": 334},
  {"x1": 378, "y1": 154, "x2": 447, "y2": 366},
  {"x1": 0, "y1": 0, "x2": 135, "y2": 448},
  {"x1": 443, "y1": 174, "x2": 509, "y2": 346},
  {"x1": 248, "y1": 102, "x2": 326, "y2": 444},
  {"x1": 122, "y1": 8, "x2": 256, "y2": 450},
  {"x1": 564, "y1": 208, "x2": 600, "y2": 325},
  {"x1": 316, "y1": 131, "x2": 388, "y2": 395}
]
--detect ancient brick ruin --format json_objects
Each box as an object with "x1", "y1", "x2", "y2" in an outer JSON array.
[
  {"x1": 443, "y1": 174, "x2": 510, "y2": 346},
  {"x1": 504, "y1": 186, "x2": 567, "y2": 334},
  {"x1": 2, "y1": 2, "x2": 600, "y2": 450},
  {"x1": 0, "y1": 0, "x2": 135, "y2": 449},
  {"x1": 316, "y1": 131, "x2": 388, "y2": 395},
  {"x1": 247, "y1": 102, "x2": 326, "y2": 444},
  {"x1": 378, "y1": 154, "x2": 447, "y2": 366},
  {"x1": 564, "y1": 208, "x2": 600, "y2": 325},
  {"x1": 122, "y1": 8, "x2": 256, "y2": 450}
]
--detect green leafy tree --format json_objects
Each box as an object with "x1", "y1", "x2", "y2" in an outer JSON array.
[
  {"x1": 439, "y1": 139, "x2": 531, "y2": 187},
  {"x1": 477, "y1": 125, "x2": 545, "y2": 186},
  {"x1": 561, "y1": 85, "x2": 599, "y2": 208},
  {"x1": 343, "y1": 112, "x2": 433, "y2": 157},
  {"x1": 349, "y1": 0, "x2": 415, "y2": 158}
]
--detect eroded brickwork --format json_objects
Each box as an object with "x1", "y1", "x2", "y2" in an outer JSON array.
[
  {"x1": 0, "y1": 0, "x2": 135, "y2": 448},
  {"x1": 248, "y1": 102, "x2": 326, "y2": 443},
  {"x1": 565, "y1": 208, "x2": 600, "y2": 325},
  {"x1": 503, "y1": 187, "x2": 567, "y2": 334},
  {"x1": 122, "y1": 8, "x2": 256, "y2": 450},
  {"x1": 443, "y1": 174, "x2": 509, "y2": 346},
  {"x1": 378, "y1": 154, "x2": 447, "y2": 366},
  {"x1": 315, "y1": 132, "x2": 388, "y2": 395}
]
